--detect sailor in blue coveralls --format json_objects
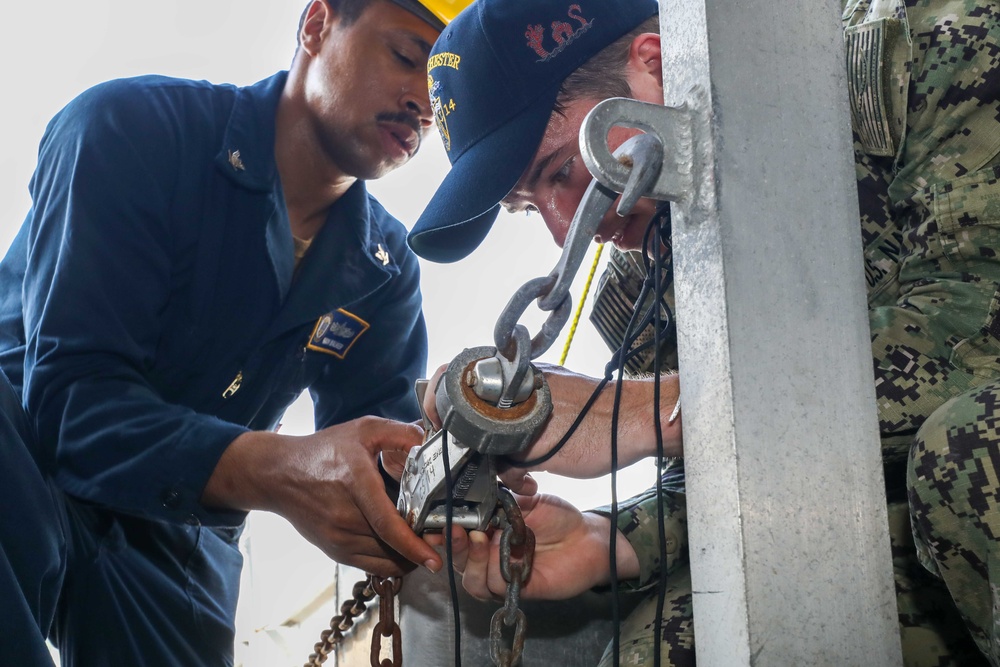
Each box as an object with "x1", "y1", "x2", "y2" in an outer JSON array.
[{"x1": 0, "y1": 0, "x2": 467, "y2": 664}]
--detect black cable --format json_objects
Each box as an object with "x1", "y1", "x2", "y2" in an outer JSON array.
[
  {"x1": 651, "y1": 208, "x2": 669, "y2": 667},
  {"x1": 610, "y1": 203, "x2": 673, "y2": 667},
  {"x1": 507, "y1": 246, "x2": 662, "y2": 470},
  {"x1": 501, "y1": 200, "x2": 676, "y2": 667},
  {"x1": 609, "y1": 335, "x2": 629, "y2": 667},
  {"x1": 611, "y1": 203, "x2": 674, "y2": 667},
  {"x1": 508, "y1": 375, "x2": 610, "y2": 468},
  {"x1": 440, "y1": 430, "x2": 462, "y2": 667}
]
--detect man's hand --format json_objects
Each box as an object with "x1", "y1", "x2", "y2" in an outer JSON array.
[
  {"x1": 379, "y1": 420, "x2": 423, "y2": 481},
  {"x1": 427, "y1": 492, "x2": 639, "y2": 601},
  {"x1": 203, "y1": 416, "x2": 442, "y2": 577},
  {"x1": 422, "y1": 361, "x2": 682, "y2": 482}
]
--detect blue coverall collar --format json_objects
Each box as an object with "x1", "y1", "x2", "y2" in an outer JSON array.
[
  {"x1": 214, "y1": 71, "x2": 287, "y2": 192},
  {"x1": 209, "y1": 72, "x2": 402, "y2": 339},
  {"x1": 265, "y1": 181, "x2": 400, "y2": 340}
]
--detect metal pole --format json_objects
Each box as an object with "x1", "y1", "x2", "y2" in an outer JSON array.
[{"x1": 659, "y1": 0, "x2": 902, "y2": 663}]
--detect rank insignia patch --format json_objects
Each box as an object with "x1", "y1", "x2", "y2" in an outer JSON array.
[{"x1": 307, "y1": 309, "x2": 370, "y2": 359}]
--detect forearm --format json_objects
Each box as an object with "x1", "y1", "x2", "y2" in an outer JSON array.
[
  {"x1": 30, "y1": 369, "x2": 250, "y2": 526},
  {"x1": 201, "y1": 430, "x2": 287, "y2": 512},
  {"x1": 203, "y1": 417, "x2": 440, "y2": 575},
  {"x1": 524, "y1": 368, "x2": 682, "y2": 478},
  {"x1": 590, "y1": 465, "x2": 688, "y2": 591},
  {"x1": 869, "y1": 264, "x2": 1000, "y2": 454},
  {"x1": 578, "y1": 512, "x2": 640, "y2": 587},
  {"x1": 606, "y1": 374, "x2": 682, "y2": 466}
]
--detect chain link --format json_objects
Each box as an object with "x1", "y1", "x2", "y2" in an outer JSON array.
[
  {"x1": 370, "y1": 576, "x2": 403, "y2": 667},
  {"x1": 493, "y1": 276, "x2": 569, "y2": 363},
  {"x1": 489, "y1": 487, "x2": 536, "y2": 667}
]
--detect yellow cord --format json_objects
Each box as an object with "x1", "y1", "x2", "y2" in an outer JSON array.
[{"x1": 559, "y1": 243, "x2": 605, "y2": 366}]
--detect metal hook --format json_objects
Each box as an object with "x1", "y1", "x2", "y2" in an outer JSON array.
[
  {"x1": 579, "y1": 96, "x2": 692, "y2": 203},
  {"x1": 615, "y1": 133, "x2": 665, "y2": 216}
]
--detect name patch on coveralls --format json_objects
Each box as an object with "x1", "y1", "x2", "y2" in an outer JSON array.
[{"x1": 307, "y1": 309, "x2": 370, "y2": 359}]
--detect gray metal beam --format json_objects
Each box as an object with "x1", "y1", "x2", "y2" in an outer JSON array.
[{"x1": 658, "y1": 0, "x2": 902, "y2": 664}]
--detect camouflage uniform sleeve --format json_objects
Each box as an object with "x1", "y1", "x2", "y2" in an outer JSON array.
[
  {"x1": 589, "y1": 461, "x2": 687, "y2": 592},
  {"x1": 845, "y1": 0, "x2": 1000, "y2": 462}
]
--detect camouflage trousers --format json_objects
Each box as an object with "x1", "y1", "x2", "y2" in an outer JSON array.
[
  {"x1": 599, "y1": 465, "x2": 997, "y2": 666},
  {"x1": 909, "y1": 381, "x2": 1000, "y2": 665}
]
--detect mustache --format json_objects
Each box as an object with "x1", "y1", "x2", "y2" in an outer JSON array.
[{"x1": 376, "y1": 111, "x2": 423, "y2": 136}]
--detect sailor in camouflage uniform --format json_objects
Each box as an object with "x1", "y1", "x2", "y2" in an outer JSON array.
[
  {"x1": 852, "y1": 1, "x2": 1000, "y2": 663},
  {"x1": 594, "y1": 1, "x2": 1000, "y2": 663},
  {"x1": 408, "y1": 0, "x2": 1000, "y2": 663}
]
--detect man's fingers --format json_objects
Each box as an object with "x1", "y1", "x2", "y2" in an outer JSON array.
[
  {"x1": 422, "y1": 365, "x2": 448, "y2": 428},
  {"x1": 364, "y1": 492, "x2": 442, "y2": 573},
  {"x1": 423, "y1": 532, "x2": 445, "y2": 549},
  {"x1": 345, "y1": 553, "x2": 411, "y2": 579},
  {"x1": 498, "y1": 469, "x2": 537, "y2": 495},
  {"x1": 358, "y1": 417, "x2": 424, "y2": 456},
  {"x1": 460, "y1": 530, "x2": 495, "y2": 600},
  {"x1": 380, "y1": 447, "x2": 410, "y2": 480},
  {"x1": 422, "y1": 525, "x2": 468, "y2": 570},
  {"x1": 440, "y1": 525, "x2": 470, "y2": 571}
]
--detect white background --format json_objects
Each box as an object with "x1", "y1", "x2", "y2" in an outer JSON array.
[{"x1": 0, "y1": 1, "x2": 654, "y2": 660}]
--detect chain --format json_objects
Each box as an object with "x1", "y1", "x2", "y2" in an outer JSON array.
[
  {"x1": 303, "y1": 574, "x2": 401, "y2": 667},
  {"x1": 489, "y1": 487, "x2": 536, "y2": 667},
  {"x1": 304, "y1": 491, "x2": 534, "y2": 667},
  {"x1": 370, "y1": 576, "x2": 403, "y2": 667},
  {"x1": 493, "y1": 131, "x2": 665, "y2": 377}
]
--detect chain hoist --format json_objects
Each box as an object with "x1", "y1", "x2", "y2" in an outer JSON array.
[
  {"x1": 305, "y1": 97, "x2": 673, "y2": 667},
  {"x1": 398, "y1": 127, "x2": 668, "y2": 526},
  {"x1": 394, "y1": 127, "x2": 667, "y2": 666}
]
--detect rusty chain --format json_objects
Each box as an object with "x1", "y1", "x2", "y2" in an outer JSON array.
[
  {"x1": 305, "y1": 489, "x2": 534, "y2": 667},
  {"x1": 370, "y1": 576, "x2": 403, "y2": 667},
  {"x1": 490, "y1": 487, "x2": 536, "y2": 667},
  {"x1": 304, "y1": 574, "x2": 402, "y2": 667}
]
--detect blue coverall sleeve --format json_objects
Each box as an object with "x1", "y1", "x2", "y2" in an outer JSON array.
[
  {"x1": 310, "y1": 220, "x2": 428, "y2": 428},
  {"x1": 22, "y1": 82, "x2": 248, "y2": 527}
]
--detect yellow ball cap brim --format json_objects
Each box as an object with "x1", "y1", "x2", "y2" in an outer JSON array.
[{"x1": 419, "y1": 0, "x2": 475, "y2": 26}]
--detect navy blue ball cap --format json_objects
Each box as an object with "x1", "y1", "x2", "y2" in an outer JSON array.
[{"x1": 408, "y1": 0, "x2": 658, "y2": 263}]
